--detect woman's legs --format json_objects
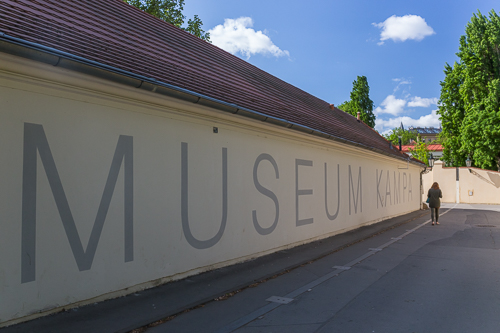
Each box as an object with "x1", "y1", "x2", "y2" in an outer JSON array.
[
  {"x1": 430, "y1": 207, "x2": 435, "y2": 222},
  {"x1": 435, "y1": 207, "x2": 440, "y2": 224}
]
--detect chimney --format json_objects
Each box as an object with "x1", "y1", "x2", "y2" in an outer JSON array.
[
  {"x1": 329, "y1": 104, "x2": 335, "y2": 110},
  {"x1": 357, "y1": 111, "x2": 361, "y2": 121}
]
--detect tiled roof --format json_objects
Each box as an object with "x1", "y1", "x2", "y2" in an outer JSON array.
[
  {"x1": 401, "y1": 144, "x2": 443, "y2": 152},
  {"x1": 401, "y1": 145, "x2": 413, "y2": 152},
  {"x1": 0, "y1": 0, "x2": 419, "y2": 163},
  {"x1": 427, "y1": 144, "x2": 443, "y2": 151}
]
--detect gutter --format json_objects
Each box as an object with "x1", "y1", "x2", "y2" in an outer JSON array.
[{"x1": 0, "y1": 33, "x2": 424, "y2": 167}]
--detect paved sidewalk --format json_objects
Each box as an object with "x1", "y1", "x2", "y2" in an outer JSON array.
[
  {"x1": 144, "y1": 203, "x2": 500, "y2": 333},
  {"x1": 3, "y1": 210, "x2": 429, "y2": 333}
]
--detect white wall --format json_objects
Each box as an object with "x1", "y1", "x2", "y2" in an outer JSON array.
[
  {"x1": 423, "y1": 160, "x2": 500, "y2": 204},
  {"x1": 0, "y1": 53, "x2": 422, "y2": 326}
]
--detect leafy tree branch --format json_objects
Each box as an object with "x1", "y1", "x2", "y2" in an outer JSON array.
[
  {"x1": 123, "y1": 0, "x2": 210, "y2": 41},
  {"x1": 437, "y1": 10, "x2": 500, "y2": 170},
  {"x1": 338, "y1": 76, "x2": 376, "y2": 128}
]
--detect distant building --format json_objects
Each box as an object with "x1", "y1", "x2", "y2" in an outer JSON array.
[
  {"x1": 408, "y1": 126, "x2": 442, "y2": 143},
  {"x1": 402, "y1": 142, "x2": 443, "y2": 159}
]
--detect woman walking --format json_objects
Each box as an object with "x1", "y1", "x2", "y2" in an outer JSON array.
[{"x1": 427, "y1": 182, "x2": 442, "y2": 225}]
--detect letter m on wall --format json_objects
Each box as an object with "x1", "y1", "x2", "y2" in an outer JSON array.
[{"x1": 21, "y1": 123, "x2": 133, "y2": 283}]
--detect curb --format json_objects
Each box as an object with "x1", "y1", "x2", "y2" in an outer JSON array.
[{"x1": 4, "y1": 210, "x2": 430, "y2": 333}]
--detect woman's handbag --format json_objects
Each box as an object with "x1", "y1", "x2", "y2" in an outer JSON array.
[{"x1": 426, "y1": 197, "x2": 430, "y2": 203}]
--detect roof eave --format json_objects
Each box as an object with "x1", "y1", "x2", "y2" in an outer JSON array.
[{"x1": 0, "y1": 33, "x2": 425, "y2": 168}]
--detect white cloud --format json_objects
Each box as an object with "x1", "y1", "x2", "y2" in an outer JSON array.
[
  {"x1": 375, "y1": 94, "x2": 438, "y2": 116},
  {"x1": 392, "y1": 78, "x2": 411, "y2": 85},
  {"x1": 208, "y1": 17, "x2": 290, "y2": 59},
  {"x1": 373, "y1": 15, "x2": 435, "y2": 45},
  {"x1": 408, "y1": 96, "x2": 438, "y2": 107},
  {"x1": 392, "y1": 77, "x2": 411, "y2": 93},
  {"x1": 375, "y1": 109, "x2": 441, "y2": 134},
  {"x1": 374, "y1": 95, "x2": 407, "y2": 116},
  {"x1": 392, "y1": 79, "x2": 411, "y2": 86}
]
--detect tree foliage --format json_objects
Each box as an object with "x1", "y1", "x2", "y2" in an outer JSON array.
[
  {"x1": 338, "y1": 76, "x2": 376, "y2": 128},
  {"x1": 437, "y1": 10, "x2": 500, "y2": 170},
  {"x1": 123, "y1": 0, "x2": 210, "y2": 41},
  {"x1": 383, "y1": 127, "x2": 418, "y2": 146},
  {"x1": 409, "y1": 142, "x2": 431, "y2": 166}
]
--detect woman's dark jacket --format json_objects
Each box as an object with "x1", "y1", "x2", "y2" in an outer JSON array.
[{"x1": 427, "y1": 188, "x2": 442, "y2": 208}]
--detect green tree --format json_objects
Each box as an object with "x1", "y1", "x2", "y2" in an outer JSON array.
[
  {"x1": 437, "y1": 10, "x2": 500, "y2": 170},
  {"x1": 438, "y1": 62, "x2": 466, "y2": 166},
  {"x1": 338, "y1": 76, "x2": 376, "y2": 128},
  {"x1": 123, "y1": 0, "x2": 211, "y2": 41},
  {"x1": 409, "y1": 142, "x2": 431, "y2": 166},
  {"x1": 383, "y1": 127, "x2": 418, "y2": 146}
]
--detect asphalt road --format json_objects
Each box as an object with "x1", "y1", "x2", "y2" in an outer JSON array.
[{"x1": 145, "y1": 203, "x2": 500, "y2": 333}]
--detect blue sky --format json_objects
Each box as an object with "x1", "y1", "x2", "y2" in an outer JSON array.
[{"x1": 183, "y1": 0, "x2": 497, "y2": 134}]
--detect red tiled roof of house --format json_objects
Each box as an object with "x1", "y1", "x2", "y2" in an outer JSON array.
[
  {"x1": 401, "y1": 142, "x2": 416, "y2": 152},
  {"x1": 401, "y1": 143, "x2": 442, "y2": 152},
  {"x1": 0, "y1": 0, "x2": 420, "y2": 163},
  {"x1": 427, "y1": 144, "x2": 443, "y2": 151}
]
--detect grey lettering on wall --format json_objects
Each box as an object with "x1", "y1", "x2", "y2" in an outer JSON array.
[
  {"x1": 376, "y1": 169, "x2": 384, "y2": 208},
  {"x1": 349, "y1": 165, "x2": 362, "y2": 215},
  {"x1": 403, "y1": 173, "x2": 407, "y2": 202},
  {"x1": 295, "y1": 159, "x2": 313, "y2": 226},
  {"x1": 252, "y1": 153, "x2": 280, "y2": 235},
  {"x1": 21, "y1": 123, "x2": 134, "y2": 283},
  {"x1": 181, "y1": 143, "x2": 227, "y2": 249},
  {"x1": 394, "y1": 171, "x2": 400, "y2": 205},
  {"x1": 408, "y1": 174, "x2": 412, "y2": 201},
  {"x1": 385, "y1": 170, "x2": 392, "y2": 206},
  {"x1": 324, "y1": 163, "x2": 340, "y2": 220}
]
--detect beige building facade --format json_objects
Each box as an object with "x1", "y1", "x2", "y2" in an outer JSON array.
[
  {"x1": 422, "y1": 160, "x2": 500, "y2": 204},
  {"x1": 0, "y1": 52, "x2": 423, "y2": 326}
]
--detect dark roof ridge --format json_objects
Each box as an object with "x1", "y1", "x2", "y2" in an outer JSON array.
[{"x1": 0, "y1": 0, "x2": 425, "y2": 167}]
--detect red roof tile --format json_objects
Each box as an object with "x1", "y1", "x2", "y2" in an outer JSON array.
[
  {"x1": 427, "y1": 144, "x2": 443, "y2": 151},
  {"x1": 401, "y1": 144, "x2": 442, "y2": 152},
  {"x1": 0, "y1": 0, "x2": 420, "y2": 163}
]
